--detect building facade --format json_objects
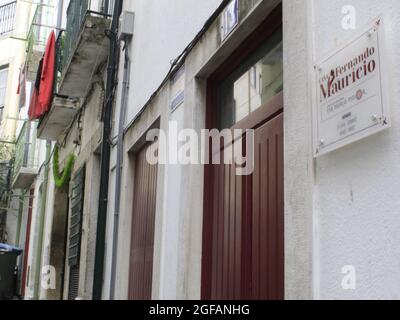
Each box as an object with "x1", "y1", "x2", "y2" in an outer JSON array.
[
  {"x1": 0, "y1": 0, "x2": 35, "y2": 247},
  {"x1": 109, "y1": 0, "x2": 400, "y2": 300},
  {"x1": 2, "y1": 0, "x2": 400, "y2": 301}
]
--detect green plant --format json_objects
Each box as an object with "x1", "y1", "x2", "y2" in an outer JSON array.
[
  {"x1": 53, "y1": 145, "x2": 75, "y2": 188},
  {"x1": 0, "y1": 142, "x2": 13, "y2": 243},
  {"x1": 0, "y1": 141, "x2": 13, "y2": 197}
]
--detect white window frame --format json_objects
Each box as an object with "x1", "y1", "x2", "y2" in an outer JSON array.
[{"x1": 0, "y1": 66, "x2": 9, "y2": 123}]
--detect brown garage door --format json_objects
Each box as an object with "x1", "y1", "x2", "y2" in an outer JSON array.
[
  {"x1": 202, "y1": 8, "x2": 284, "y2": 300},
  {"x1": 128, "y1": 141, "x2": 158, "y2": 300},
  {"x1": 202, "y1": 96, "x2": 284, "y2": 300}
]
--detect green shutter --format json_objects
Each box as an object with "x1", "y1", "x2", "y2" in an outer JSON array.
[
  {"x1": 68, "y1": 166, "x2": 85, "y2": 266},
  {"x1": 67, "y1": 166, "x2": 85, "y2": 300}
]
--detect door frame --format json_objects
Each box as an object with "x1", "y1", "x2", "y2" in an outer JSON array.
[
  {"x1": 21, "y1": 189, "x2": 34, "y2": 297},
  {"x1": 201, "y1": 3, "x2": 283, "y2": 299}
]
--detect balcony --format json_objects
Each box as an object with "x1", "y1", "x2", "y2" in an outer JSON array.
[
  {"x1": 57, "y1": 0, "x2": 112, "y2": 98},
  {"x1": 37, "y1": 96, "x2": 79, "y2": 140},
  {"x1": 12, "y1": 122, "x2": 38, "y2": 190},
  {"x1": 0, "y1": 1, "x2": 16, "y2": 38},
  {"x1": 26, "y1": 4, "x2": 56, "y2": 81},
  {"x1": 37, "y1": 0, "x2": 112, "y2": 141}
]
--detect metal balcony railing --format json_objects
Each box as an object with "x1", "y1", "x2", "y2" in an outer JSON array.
[
  {"x1": 12, "y1": 122, "x2": 37, "y2": 183},
  {"x1": 26, "y1": 5, "x2": 53, "y2": 58},
  {"x1": 53, "y1": 30, "x2": 63, "y2": 94},
  {"x1": 0, "y1": 1, "x2": 16, "y2": 36},
  {"x1": 37, "y1": 0, "x2": 112, "y2": 140},
  {"x1": 26, "y1": 3, "x2": 56, "y2": 81}
]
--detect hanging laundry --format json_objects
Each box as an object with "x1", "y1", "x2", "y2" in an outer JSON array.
[
  {"x1": 28, "y1": 58, "x2": 43, "y2": 120},
  {"x1": 28, "y1": 31, "x2": 56, "y2": 120},
  {"x1": 38, "y1": 30, "x2": 55, "y2": 116}
]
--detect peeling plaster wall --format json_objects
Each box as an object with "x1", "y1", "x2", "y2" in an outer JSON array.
[
  {"x1": 310, "y1": 0, "x2": 400, "y2": 299},
  {"x1": 54, "y1": 81, "x2": 104, "y2": 300}
]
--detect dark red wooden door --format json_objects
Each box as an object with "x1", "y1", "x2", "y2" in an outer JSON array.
[
  {"x1": 207, "y1": 155, "x2": 244, "y2": 300},
  {"x1": 201, "y1": 4, "x2": 283, "y2": 299},
  {"x1": 202, "y1": 94, "x2": 284, "y2": 300},
  {"x1": 251, "y1": 112, "x2": 284, "y2": 300},
  {"x1": 128, "y1": 141, "x2": 158, "y2": 300}
]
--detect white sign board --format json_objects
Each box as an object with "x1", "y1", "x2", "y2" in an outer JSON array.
[
  {"x1": 313, "y1": 18, "x2": 390, "y2": 157},
  {"x1": 170, "y1": 65, "x2": 185, "y2": 113}
]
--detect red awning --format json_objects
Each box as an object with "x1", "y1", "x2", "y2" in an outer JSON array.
[{"x1": 28, "y1": 31, "x2": 56, "y2": 120}]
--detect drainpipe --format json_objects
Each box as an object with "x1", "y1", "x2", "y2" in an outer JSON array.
[
  {"x1": 110, "y1": 42, "x2": 130, "y2": 300},
  {"x1": 92, "y1": 0, "x2": 123, "y2": 300},
  {"x1": 33, "y1": 141, "x2": 51, "y2": 300}
]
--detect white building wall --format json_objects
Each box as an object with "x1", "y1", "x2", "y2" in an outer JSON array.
[
  {"x1": 307, "y1": 0, "x2": 400, "y2": 300},
  {"x1": 113, "y1": 0, "x2": 283, "y2": 300},
  {"x1": 109, "y1": 0, "x2": 400, "y2": 301},
  {"x1": 107, "y1": 0, "x2": 224, "y2": 300},
  {"x1": 0, "y1": 0, "x2": 34, "y2": 140},
  {"x1": 39, "y1": 157, "x2": 55, "y2": 300},
  {"x1": 122, "y1": 0, "x2": 223, "y2": 124}
]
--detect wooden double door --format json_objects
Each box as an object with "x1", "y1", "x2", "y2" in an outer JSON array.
[{"x1": 202, "y1": 92, "x2": 284, "y2": 300}]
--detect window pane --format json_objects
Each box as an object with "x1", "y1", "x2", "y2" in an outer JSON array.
[
  {"x1": 217, "y1": 27, "x2": 283, "y2": 129},
  {"x1": 0, "y1": 68, "x2": 8, "y2": 109}
]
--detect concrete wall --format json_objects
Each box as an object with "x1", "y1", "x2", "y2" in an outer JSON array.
[
  {"x1": 42, "y1": 183, "x2": 69, "y2": 300},
  {"x1": 307, "y1": 0, "x2": 400, "y2": 300},
  {"x1": 282, "y1": 0, "x2": 315, "y2": 300},
  {"x1": 57, "y1": 80, "x2": 104, "y2": 300}
]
